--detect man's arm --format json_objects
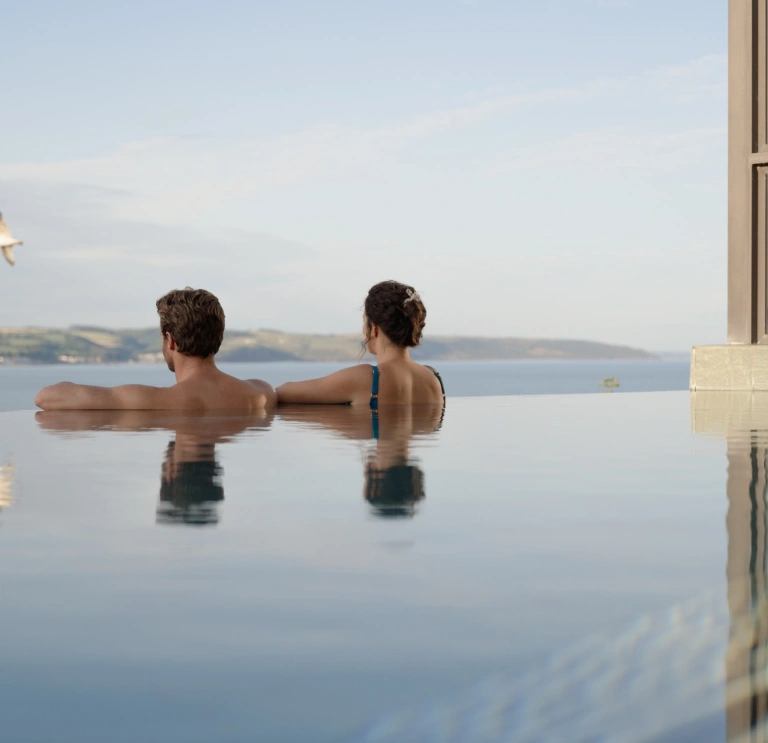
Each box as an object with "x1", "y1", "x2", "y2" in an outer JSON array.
[{"x1": 34, "y1": 382, "x2": 177, "y2": 411}]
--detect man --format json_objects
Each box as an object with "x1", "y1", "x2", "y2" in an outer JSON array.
[{"x1": 35, "y1": 288, "x2": 276, "y2": 411}]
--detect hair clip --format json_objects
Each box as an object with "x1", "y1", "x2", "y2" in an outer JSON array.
[{"x1": 404, "y1": 288, "x2": 420, "y2": 305}]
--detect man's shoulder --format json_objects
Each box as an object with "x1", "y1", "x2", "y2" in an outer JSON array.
[
  {"x1": 171, "y1": 370, "x2": 276, "y2": 410},
  {"x1": 241, "y1": 377, "x2": 278, "y2": 408},
  {"x1": 211, "y1": 371, "x2": 276, "y2": 407}
]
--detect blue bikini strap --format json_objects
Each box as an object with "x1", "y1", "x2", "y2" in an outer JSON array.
[
  {"x1": 424, "y1": 365, "x2": 446, "y2": 400},
  {"x1": 370, "y1": 365, "x2": 379, "y2": 411}
]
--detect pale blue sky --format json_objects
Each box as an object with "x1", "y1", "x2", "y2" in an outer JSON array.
[{"x1": 1, "y1": 0, "x2": 725, "y2": 350}]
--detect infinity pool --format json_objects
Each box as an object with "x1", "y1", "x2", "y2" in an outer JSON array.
[{"x1": 0, "y1": 393, "x2": 757, "y2": 742}]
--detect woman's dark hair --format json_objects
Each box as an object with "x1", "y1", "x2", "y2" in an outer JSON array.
[
  {"x1": 364, "y1": 463, "x2": 425, "y2": 519},
  {"x1": 364, "y1": 280, "x2": 426, "y2": 348}
]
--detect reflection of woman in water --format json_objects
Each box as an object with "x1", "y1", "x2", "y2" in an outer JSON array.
[
  {"x1": 278, "y1": 404, "x2": 441, "y2": 519},
  {"x1": 364, "y1": 455, "x2": 425, "y2": 519},
  {"x1": 364, "y1": 405, "x2": 436, "y2": 518},
  {"x1": 276, "y1": 281, "x2": 446, "y2": 407}
]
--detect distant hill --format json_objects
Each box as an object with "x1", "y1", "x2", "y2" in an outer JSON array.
[{"x1": 0, "y1": 327, "x2": 657, "y2": 364}]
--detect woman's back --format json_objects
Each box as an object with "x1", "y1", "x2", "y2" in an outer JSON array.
[
  {"x1": 370, "y1": 360, "x2": 444, "y2": 408},
  {"x1": 275, "y1": 280, "x2": 445, "y2": 408}
]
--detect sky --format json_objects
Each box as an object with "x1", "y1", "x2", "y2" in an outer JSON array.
[{"x1": 0, "y1": 0, "x2": 726, "y2": 351}]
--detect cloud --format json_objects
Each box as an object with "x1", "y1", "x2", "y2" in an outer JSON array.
[
  {"x1": 586, "y1": 0, "x2": 632, "y2": 7},
  {"x1": 0, "y1": 53, "x2": 723, "y2": 230},
  {"x1": 654, "y1": 54, "x2": 726, "y2": 103},
  {"x1": 0, "y1": 53, "x2": 723, "y2": 186},
  {"x1": 0, "y1": 77, "x2": 626, "y2": 225},
  {"x1": 0, "y1": 52, "x2": 728, "y2": 347},
  {"x1": 0, "y1": 179, "x2": 312, "y2": 266},
  {"x1": 490, "y1": 126, "x2": 725, "y2": 173},
  {"x1": 0, "y1": 180, "x2": 317, "y2": 328}
]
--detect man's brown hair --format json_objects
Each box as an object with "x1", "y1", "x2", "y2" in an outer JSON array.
[{"x1": 156, "y1": 288, "x2": 225, "y2": 359}]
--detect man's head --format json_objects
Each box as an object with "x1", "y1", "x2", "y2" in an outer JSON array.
[{"x1": 156, "y1": 288, "x2": 225, "y2": 371}]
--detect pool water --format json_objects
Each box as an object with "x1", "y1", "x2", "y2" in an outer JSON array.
[{"x1": 0, "y1": 392, "x2": 758, "y2": 742}]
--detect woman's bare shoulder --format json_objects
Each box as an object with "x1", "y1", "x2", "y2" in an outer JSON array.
[{"x1": 415, "y1": 363, "x2": 445, "y2": 400}]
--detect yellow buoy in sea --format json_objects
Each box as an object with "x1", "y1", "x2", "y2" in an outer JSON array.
[{"x1": 600, "y1": 377, "x2": 620, "y2": 393}]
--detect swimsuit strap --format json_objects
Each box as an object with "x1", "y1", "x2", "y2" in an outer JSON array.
[
  {"x1": 424, "y1": 365, "x2": 446, "y2": 399},
  {"x1": 370, "y1": 365, "x2": 379, "y2": 411},
  {"x1": 424, "y1": 365, "x2": 446, "y2": 430},
  {"x1": 433, "y1": 370, "x2": 446, "y2": 398},
  {"x1": 370, "y1": 365, "x2": 380, "y2": 438}
]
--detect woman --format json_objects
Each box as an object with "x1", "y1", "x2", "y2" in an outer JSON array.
[{"x1": 276, "y1": 280, "x2": 445, "y2": 407}]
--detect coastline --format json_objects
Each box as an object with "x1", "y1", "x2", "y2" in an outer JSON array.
[
  {"x1": 0, "y1": 355, "x2": 672, "y2": 368},
  {"x1": 0, "y1": 327, "x2": 657, "y2": 366}
]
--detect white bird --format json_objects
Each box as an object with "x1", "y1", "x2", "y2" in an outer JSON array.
[{"x1": 0, "y1": 213, "x2": 23, "y2": 266}]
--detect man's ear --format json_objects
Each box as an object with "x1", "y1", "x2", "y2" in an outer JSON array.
[{"x1": 166, "y1": 333, "x2": 177, "y2": 351}]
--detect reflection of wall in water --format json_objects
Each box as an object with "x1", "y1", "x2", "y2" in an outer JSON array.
[
  {"x1": 0, "y1": 463, "x2": 13, "y2": 511},
  {"x1": 727, "y1": 439, "x2": 768, "y2": 741},
  {"x1": 157, "y1": 442, "x2": 224, "y2": 526}
]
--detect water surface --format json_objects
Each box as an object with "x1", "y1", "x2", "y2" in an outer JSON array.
[{"x1": 0, "y1": 392, "x2": 738, "y2": 741}]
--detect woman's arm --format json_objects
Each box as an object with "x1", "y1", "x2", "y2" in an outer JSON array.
[{"x1": 276, "y1": 365, "x2": 371, "y2": 405}]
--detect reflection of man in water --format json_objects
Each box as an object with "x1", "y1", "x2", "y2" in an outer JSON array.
[
  {"x1": 277, "y1": 403, "x2": 441, "y2": 519},
  {"x1": 34, "y1": 409, "x2": 273, "y2": 527},
  {"x1": 158, "y1": 440, "x2": 224, "y2": 525}
]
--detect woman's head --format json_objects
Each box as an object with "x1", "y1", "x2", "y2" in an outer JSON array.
[
  {"x1": 364, "y1": 462, "x2": 425, "y2": 519},
  {"x1": 363, "y1": 280, "x2": 426, "y2": 352}
]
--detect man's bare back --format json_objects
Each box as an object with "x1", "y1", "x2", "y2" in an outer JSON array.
[{"x1": 34, "y1": 288, "x2": 276, "y2": 412}]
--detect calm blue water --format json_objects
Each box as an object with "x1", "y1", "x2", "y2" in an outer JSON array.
[
  {"x1": 0, "y1": 359, "x2": 689, "y2": 411},
  {"x1": 0, "y1": 392, "x2": 744, "y2": 742}
]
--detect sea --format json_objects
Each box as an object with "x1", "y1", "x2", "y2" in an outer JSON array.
[{"x1": 0, "y1": 358, "x2": 690, "y2": 412}]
